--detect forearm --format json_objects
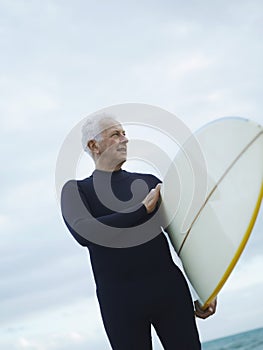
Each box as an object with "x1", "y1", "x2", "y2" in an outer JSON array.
[{"x1": 61, "y1": 180, "x2": 149, "y2": 245}]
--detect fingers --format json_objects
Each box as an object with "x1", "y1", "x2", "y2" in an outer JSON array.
[
  {"x1": 142, "y1": 183, "x2": 162, "y2": 214},
  {"x1": 152, "y1": 183, "x2": 162, "y2": 202},
  {"x1": 153, "y1": 183, "x2": 161, "y2": 200},
  {"x1": 155, "y1": 183, "x2": 161, "y2": 193},
  {"x1": 194, "y1": 298, "x2": 217, "y2": 319}
]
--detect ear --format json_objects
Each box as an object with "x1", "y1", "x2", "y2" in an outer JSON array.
[{"x1": 87, "y1": 140, "x2": 99, "y2": 154}]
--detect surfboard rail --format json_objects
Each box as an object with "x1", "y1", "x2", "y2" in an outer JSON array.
[{"x1": 162, "y1": 117, "x2": 263, "y2": 308}]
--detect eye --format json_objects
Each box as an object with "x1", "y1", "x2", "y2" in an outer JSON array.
[{"x1": 111, "y1": 130, "x2": 126, "y2": 137}]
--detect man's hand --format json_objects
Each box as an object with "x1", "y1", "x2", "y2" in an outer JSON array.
[
  {"x1": 194, "y1": 298, "x2": 217, "y2": 319},
  {"x1": 142, "y1": 183, "x2": 161, "y2": 214}
]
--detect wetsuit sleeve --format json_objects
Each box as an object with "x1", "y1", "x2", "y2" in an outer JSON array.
[{"x1": 61, "y1": 180, "x2": 148, "y2": 246}]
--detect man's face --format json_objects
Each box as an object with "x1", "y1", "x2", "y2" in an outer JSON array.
[{"x1": 96, "y1": 119, "x2": 128, "y2": 168}]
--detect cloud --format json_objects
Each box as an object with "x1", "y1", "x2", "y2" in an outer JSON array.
[
  {"x1": 224, "y1": 255, "x2": 263, "y2": 292},
  {"x1": 2, "y1": 297, "x2": 109, "y2": 350},
  {"x1": 0, "y1": 0, "x2": 262, "y2": 348},
  {"x1": 0, "y1": 214, "x2": 11, "y2": 230},
  {"x1": 0, "y1": 219, "x2": 95, "y2": 322}
]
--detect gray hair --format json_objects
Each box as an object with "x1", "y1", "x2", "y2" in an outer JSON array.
[{"x1": 81, "y1": 113, "x2": 118, "y2": 155}]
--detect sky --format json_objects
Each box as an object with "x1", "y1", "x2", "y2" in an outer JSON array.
[{"x1": 0, "y1": 0, "x2": 262, "y2": 349}]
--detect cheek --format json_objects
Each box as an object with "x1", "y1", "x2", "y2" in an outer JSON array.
[{"x1": 100, "y1": 140, "x2": 118, "y2": 153}]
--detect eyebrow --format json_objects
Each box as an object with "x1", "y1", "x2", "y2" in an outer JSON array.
[{"x1": 110, "y1": 129, "x2": 126, "y2": 134}]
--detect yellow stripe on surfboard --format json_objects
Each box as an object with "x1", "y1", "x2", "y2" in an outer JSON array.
[{"x1": 202, "y1": 180, "x2": 263, "y2": 310}]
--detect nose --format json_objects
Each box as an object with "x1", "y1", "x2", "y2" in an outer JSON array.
[{"x1": 120, "y1": 134, "x2": 128, "y2": 143}]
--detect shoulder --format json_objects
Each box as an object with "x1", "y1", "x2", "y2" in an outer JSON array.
[
  {"x1": 61, "y1": 179, "x2": 76, "y2": 192},
  {"x1": 77, "y1": 175, "x2": 93, "y2": 189},
  {"x1": 61, "y1": 175, "x2": 93, "y2": 194}
]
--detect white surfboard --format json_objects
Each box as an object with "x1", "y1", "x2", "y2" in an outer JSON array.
[{"x1": 161, "y1": 117, "x2": 263, "y2": 308}]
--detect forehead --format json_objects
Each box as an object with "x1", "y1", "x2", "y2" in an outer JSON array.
[{"x1": 99, "y1": 119, "x2": 124, "y2": 133}]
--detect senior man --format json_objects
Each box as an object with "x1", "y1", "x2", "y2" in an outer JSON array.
[{"x1": 61, "y1": 114, "x2": 216, "y2": 350}]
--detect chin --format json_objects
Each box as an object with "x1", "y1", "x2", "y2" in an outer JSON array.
[{"x1": 117, "y1": 158, "x2": 126, "y2": 168}]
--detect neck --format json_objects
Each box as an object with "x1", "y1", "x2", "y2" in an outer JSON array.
[{"x1": 95, "y1": 161, "x2": 124, "y2": 172}]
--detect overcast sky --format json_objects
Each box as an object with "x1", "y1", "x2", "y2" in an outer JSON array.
[{"x1": 1, "y1": 0, "x2": 263, "y2": 349}]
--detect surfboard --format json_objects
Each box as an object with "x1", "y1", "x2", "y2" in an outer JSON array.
[{"x1": 161, "y1": 117, "x2": 263, "y2": 309}]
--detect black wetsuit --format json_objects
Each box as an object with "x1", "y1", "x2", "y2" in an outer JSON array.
[{"x1": 61, "y1": 169, "x2": 201, "y2": 350}]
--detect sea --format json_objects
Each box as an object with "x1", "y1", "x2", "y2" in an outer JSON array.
[{"x1": 202, "y1": 327, "x2": 263, "y2": 350}]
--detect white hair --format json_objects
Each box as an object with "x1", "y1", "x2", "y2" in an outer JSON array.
[{"x1": 81, "y1": 113, "x2": 118, "y2": 156}]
